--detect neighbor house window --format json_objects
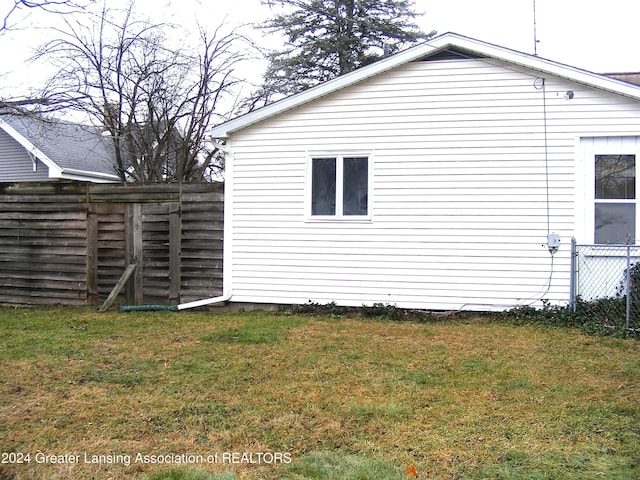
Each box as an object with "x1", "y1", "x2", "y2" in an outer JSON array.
[
  {"x1": 310, "y1": 155, "x2": 369, "y2": 218},
  {"x1": 595, "y1": 154, "x2": 636, "y2": 243}
]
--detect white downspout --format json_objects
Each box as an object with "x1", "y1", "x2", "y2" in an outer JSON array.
[
  {"x1": 176, "y1": 137, "x2": 234, "y2": 311},
  {"x1": 176, "y1": 291, "x2": 232, "y2": 310}
]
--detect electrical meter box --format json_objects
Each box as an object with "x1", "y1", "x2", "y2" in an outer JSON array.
[{"x1": 547, "y1": 233, "x2": 561, "y2": 253}]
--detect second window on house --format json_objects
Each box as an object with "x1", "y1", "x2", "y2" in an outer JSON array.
[
  {"x1": 310, "y1": 155, "x2": 369, "y2": 218},
  {"x1": 595, "y1": 154, "x2": 636, "y2": 244}
]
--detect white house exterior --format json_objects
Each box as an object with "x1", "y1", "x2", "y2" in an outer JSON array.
[{"x1": 210, "y1": 33, "x2": 640, "y2": 312}]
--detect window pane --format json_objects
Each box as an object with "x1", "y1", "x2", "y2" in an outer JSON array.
[
  {"x1": 343, "y1": 157, "x2": 368, "y2": 215},
  {"x1": 596, "y1": 154, "x2": 635, "y2": 199},
  {"x1": 312, "y1": 158, "x2": 336, "y2": 215},
  {"x1": 595, "y1": 203, "x2": 635, "y2": 244}
]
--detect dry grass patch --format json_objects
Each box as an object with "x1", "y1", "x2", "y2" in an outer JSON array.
[{"x1": 0, "y1": 307, "x2": 638, "y2": 479}]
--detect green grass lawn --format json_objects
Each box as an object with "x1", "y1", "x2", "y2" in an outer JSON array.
[{"x1": 0, "y1": 307, "x2": 638, "y2": 479}]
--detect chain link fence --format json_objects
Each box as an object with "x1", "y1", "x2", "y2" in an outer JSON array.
[{"x1": 571, "y1": 240, "x2": 640, "y2": 334}]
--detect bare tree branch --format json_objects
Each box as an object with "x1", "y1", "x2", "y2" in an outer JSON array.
[{"x1": 2, "y1": 0, "x2": 94, "y2": 32}]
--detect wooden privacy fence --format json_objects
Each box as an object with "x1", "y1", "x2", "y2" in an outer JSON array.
[{"x1": 0, "y1": 182, "x2": 223, "y2": 306}]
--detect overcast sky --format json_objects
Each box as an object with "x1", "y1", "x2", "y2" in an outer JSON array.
[
  {"x1": 153, "y1": 0, "x2": 640, "y2": 73},
  {"x1": 2, "y1": 0, "x2": 639, "y2": 101},
  {"x1": 219, "y1": 0, "x2": 640, "y2": 74},
  {"x1": 421, "y1": 0, "x2": 640, "y2": 74}
]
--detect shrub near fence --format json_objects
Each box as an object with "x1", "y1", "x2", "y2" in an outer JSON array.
[{"x1": 0, "y1": 181, "x2": 223, "y2": 306}]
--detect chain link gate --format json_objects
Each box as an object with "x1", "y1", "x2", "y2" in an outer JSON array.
[{"x1": 571, "y1": 239, "x2": 640, "y2": 333}]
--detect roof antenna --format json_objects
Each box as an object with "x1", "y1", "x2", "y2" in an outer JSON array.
[{"x1": 533, "y1": 0, "x2": 540, "y2": 56}]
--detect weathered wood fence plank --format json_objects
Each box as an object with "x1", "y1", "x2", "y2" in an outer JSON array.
[
  {"x1": 169, "y1": 202, "x2": 181, "y2": 305},
  {"x1": 86, "y1": 208, "x2": 98, "y2": 304},
  {"x1": 129, "y1": 203, "x2": 144, "y2": 305},
  {"x1": 0, "y1": 181, "x2": 223, "y2": 306},
  {"x1": 99, "y1": 264, "x2": 136, "y2": 312}
]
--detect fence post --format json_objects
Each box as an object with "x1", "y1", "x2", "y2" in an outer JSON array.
[
  {"x1": 570, "y1": 237, "x2": 577, "y2": 312},
  {"x1": 626, "y1": 245, "x2": 631, "y2": 330},
  {"x1": 125, "y1": 203, "x2": 144, "y2": 305},
  {"x1": 86, "y1": 207, "x2": 99, "y2": 305},
  {"x1": 169, "y1": 202, "x2": 181, "y2": 305}
]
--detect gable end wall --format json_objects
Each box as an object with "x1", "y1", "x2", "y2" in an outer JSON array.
[{"x1": 228, "y1": 58, "x2": 640, "y2": 311}]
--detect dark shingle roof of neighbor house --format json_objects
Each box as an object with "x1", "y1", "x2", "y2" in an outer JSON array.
[
  {"x1": 605, "y1": 73, "x2": 640, "y2": 86},
  {"x1": 0, "y1": 113, "x2": 119, "y2": 181}
]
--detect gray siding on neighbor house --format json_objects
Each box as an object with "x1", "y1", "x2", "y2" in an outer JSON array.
[{"x1": 0, "y1": 128, "x2": 50, "y2": 181}]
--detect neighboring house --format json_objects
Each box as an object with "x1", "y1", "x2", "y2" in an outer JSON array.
[
  {"x1": 0, "y1": 114, "x2": 120, "y2": 183},
  {"x1": 606, "y1": 73, "x2": 640, "y2": 86},
  {"x1": 209, "y1": 32, "x2": 640, "y2": 312}
]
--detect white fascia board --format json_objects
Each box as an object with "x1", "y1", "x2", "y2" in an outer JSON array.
[
  {"x1": 0, "y1": 117, "x2": 63, "y2": 177},
  {"x1": 210, "y1": 37, "x2": 447, "y2": 138},
  {"x1": 448, "y1": 35, "x2": 640, "y2": 101},
  {"x1": 210, "y1": 32, "x2": 640, "y2": 139},
  {"x1": 58, "y1": 168, "x2": 120, "y2": 183}
]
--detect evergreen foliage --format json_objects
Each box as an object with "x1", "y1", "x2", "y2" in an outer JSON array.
[{"x1": 251, "y1": 0, "x2": 434, "y2": 105}]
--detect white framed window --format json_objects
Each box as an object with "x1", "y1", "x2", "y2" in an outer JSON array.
[
  {"x1": 581, "y1": 137, "x2": 640, "y2": 244},
  {"x1": 594, "y1": 154, "x2": 635, "y2": 244},
  {"x1": 307, "y1": 154, "x2": 371, "y2": 220}
]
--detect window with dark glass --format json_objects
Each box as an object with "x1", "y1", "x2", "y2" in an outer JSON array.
[
  {"x1": 311, "y1": 158, "x2": 336, "y2": 216},
  {"x1": 595, "y1": 154, "x2": 636, "y2": 243},
  {"x1": 311, "y1": 155, "x2": 369, "y2": 217},
  {"x1": 342, "y1": 157, "x2": 368, "y2": 216}
]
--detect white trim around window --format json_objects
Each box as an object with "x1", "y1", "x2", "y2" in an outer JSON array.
[
  {"x1": 580, "y1": 137, "x2": 640, "y2": 244},
  {"x1": 305, "y1": 152, "x2": 373, "y2": 222}
]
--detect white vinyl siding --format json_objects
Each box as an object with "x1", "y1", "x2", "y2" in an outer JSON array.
[{"x1": 227, "y1": 58, "x2": 640, "y2": 311}]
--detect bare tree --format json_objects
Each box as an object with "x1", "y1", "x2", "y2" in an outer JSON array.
[{"x1": 36, "y1": 3, "x2": 247, "y2": 182}]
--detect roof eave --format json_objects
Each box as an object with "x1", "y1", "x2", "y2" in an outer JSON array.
[
  {"x1": 210, "y1": 32, "x2": 640, "y2": 139},
  {"x1": 210, "y1": 37, "x2": 448, "y2": 138},
  {"x1": 57, "y1": 168, "x2": 120, "y2": 183},
  {"x1": 0, "y1": 117, "x2": 63, "y2": 174},
  {"x1": 0, "y1": 117, "x2": 120, "y2": 183},
  {"x1": 450, "y1": 35, "x2": 640, "y2": 101}
]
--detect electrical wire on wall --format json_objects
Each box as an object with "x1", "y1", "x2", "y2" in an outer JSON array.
[
  {"x1": 433, "y1": 53, "x2": 560, "y2": 311},
  {"x1": 456, "y1": 76, "x2": 558, "y2": 312},
  {"x1": 534, "y1": 77, "x2": 552, "y2": 237},
  {"x1": 520, "y1": 76, "x2": 558, "y2": 307}
]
